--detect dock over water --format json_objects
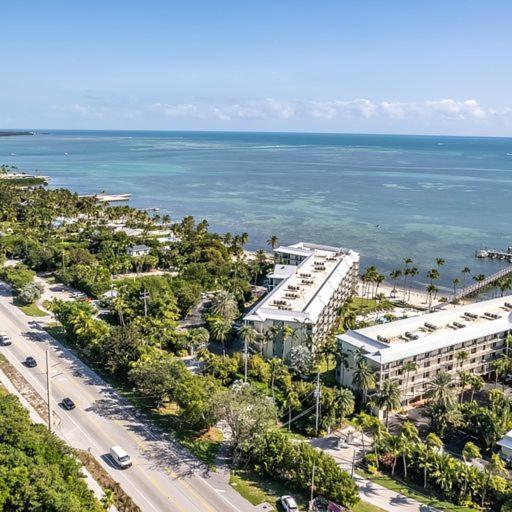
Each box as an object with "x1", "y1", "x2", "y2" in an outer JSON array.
[{"x1": 476, "y1": 247, "x2": 512, "y2": 262}]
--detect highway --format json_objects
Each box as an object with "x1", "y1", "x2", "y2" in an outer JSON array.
[{"x1": 0, "y1": 283, "x2": 256, "y2": 512}]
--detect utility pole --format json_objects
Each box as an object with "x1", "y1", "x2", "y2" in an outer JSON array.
[
  {"x1": 46, "y1": 343, "x2": 53, "y2": 432},
  {"x1": 351, "y1": 450, "x2": 356, "y2": 478},
  {"x1": 140, "y1": 289, "x2": 149, "y2": 317},
  {"x1": 314, "y1": 372, "x2": 321, "y2": 435},
  {"x1": 244, "y1": 337, "x2": 248, "y2": 383}
]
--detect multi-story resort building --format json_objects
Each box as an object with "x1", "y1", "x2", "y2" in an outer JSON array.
[
  {"x1": 244, "y1": 242, "x2": 359, "y2": 359},
  {"x1": 337, "y1": 296, "x2": 512, "y2": 406}
]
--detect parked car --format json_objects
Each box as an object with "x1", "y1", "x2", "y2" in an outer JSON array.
[
  {"x1": 24, "y1": 356, "x2": 37, "y2": 368},
  {"x1": 280, "y1": 495, "x2": 298, "y2": 512},
  {"x1": 61, "y1": 397, "x2": 76, "y2": 410},
  {"x1": 337, "y1": 437, "x2": 349, "y2": 449},
  {"x1": 0, "y1": 331, "x2": 12, "y2": 346},
  {"x1": 110, "y1": 445, "x2": 132, "y2": 468}
]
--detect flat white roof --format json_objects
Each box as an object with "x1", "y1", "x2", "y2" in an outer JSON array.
[
  {"x1": 245, "y1": 243, "x2": 359, "y2": 325},
  {"x1": 498, "y1": 430, "x2": 512, "y2": 450},
  {"x1": 339, "y1": 296, "x2": 512, "y2": 364},
  {"x1": 268, "y1": 264, "x2": 297, "y2": 280}
]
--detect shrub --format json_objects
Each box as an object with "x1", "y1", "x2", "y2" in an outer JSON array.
[{"x1": 18, "y1": 281, "x2": 44, "y2": 304}]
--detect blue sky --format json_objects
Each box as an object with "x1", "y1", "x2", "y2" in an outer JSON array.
[{"x1": 2, "y1": 1, "x2": 512, "y2": 135}]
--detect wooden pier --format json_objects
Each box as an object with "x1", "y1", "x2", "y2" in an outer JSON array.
[{"x1": 454, "y1": 265, "x2": 512, "y2": 302}]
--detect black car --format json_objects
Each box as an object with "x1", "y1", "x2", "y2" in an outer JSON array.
[
  {"x1": 61, "y1": 397, "x2": 76, "y2": 410},
  {"x1": 24, "y1": 356, "x2": 37, "y2": 368}
]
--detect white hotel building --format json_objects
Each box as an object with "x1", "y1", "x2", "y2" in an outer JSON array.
[
  {"x1": 244, "y1": 242, "x2": 359, "y2": 359},
  {"x1": 337, "y1": 296, "x2": 512, "y2": 405}
]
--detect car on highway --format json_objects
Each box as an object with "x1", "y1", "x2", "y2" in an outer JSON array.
[
  {"x1": 110, "y1": 445, "x2": 132, "y2": 468},
  {"x1": 0, "y1": 331, "x2": 12, "y2": 346},
  {"x1": 24, "y1": 356, "x2": 37, "y2": 368},
  {"x1": 61, "y1": 397, "x2": 76, "y2": 410},
  {"x1": 280, "y1": 495, "x2": 298, "y2": 512}
]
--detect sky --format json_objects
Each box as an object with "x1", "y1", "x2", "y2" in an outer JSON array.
[{"x1": 2, "y1": 0, "x2": 512, "y2": 136}]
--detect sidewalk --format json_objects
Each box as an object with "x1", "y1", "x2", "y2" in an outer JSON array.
[{"x1": 310, "y1": 429, "x2": 431, "y2": 512}]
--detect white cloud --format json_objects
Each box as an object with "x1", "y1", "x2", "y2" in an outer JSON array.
[
  {"x1": 424, "y1": 99, "x2": 487, "y2": 120},
  {"x1": 54, "y1": 97, "x2": 512, "y2": 129},
  {"x1": 151, "y1": 98, "x2": 295, "y2": 121}
]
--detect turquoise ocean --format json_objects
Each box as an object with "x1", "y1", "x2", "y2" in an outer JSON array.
[{"x1": 1, "y1": 130, "x2": 511, "y2": 289}]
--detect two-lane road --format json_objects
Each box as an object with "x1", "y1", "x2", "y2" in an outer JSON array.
[{"x1": 0, "y1": 284, "x2": 256, "y2": 512}]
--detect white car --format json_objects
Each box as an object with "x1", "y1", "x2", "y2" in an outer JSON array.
[
  {"x1": 280, "y1": 495, "x2": 298, "y2": 512},
  {"x1": 0, "y1": 331, "x2": 12, "y2": 346}
]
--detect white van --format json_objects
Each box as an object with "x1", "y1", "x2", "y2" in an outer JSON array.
[
  {"x1": 109, "y1": 445, "x2": 132, "y2": 468},
  {"x1": 0, "y1": 331, "x2": 11, "y2": 346}
]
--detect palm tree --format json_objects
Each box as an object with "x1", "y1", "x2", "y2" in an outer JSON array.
[
  {"x1": 353, "y1": 412, "x2": 372, "y2": 455},
  {"x1": 352, "y1": 358, "x2": 376, "y2": 404},
  {"x1": 342, "y1": 310, "x2": 357, "y2": 331},
  {"x1": 426, "y1": 284, "x2": 437, "y2": 311},
  {"x1": 436, "y1": 258, "x2": 445, "y2": 269},
  {"x1": 469, "y1": 374, "x2": 484, "y2": 401},
  {"x1": 210, "y1": 290, "x2": 238, "y2": 321},
  {"x1": 209, "y1": 317, "x2": 232, "y2": 354},
  {"x1": 266, "y1": 235, "x2": 279, "y2": 250},
  {"x1": 452, "y1": 277, "x2": 460, "y2": 300},
  {"x1": 492, "y1": 356, "x2": 510, "y2": 389},
  {"x1": 338, "y1": 350, "x2": 349, "y2": 385},
  {"x1": 407, "y1": 267, "x2": 419, "y2": 301},
  {"x1": 505, "y1": 333, "x2": 512, "y2": 357},
  {"x1": 456, "y1": 350, "x2": 468, "y2": 368},
  {"x1": 462, "y1": 441, "x2": 481, "y2": 495},
  {"x1": 425, "y1": 371, "x2": 455, "y2": 407},
  {"x1": 401, "y1": 361, "x2": 417, "y2": 403},
  {"x1": 422, "y1": 432, "x2": 443, "y2": 488},
  {"x1": 239, "y1": 325, "x2": 257, "y2": 382},
  {"x1": 427, "y1": 268, "x2": 440, "y2": 286},
  {"x1": 366, "y1": 415, "x2": 387, "y2": 468},
  {"x1": 399, "y1": 421, "x2": 419, "y2": 479},
  {"x1": 461, "y1": 266, "x2": 471, "y2": 288},
  {"x1": 373, "y1": 379, "x2": 401, "y2": 426},
  {"x1": 389, "y1": 269, "x2": 402, "y2": 295},
  {"x1": 457, "y1": 370, "x2": 471, "y2": 404}
]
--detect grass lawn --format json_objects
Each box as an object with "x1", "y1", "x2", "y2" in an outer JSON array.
[
  {"x1": 230, "y1": 469, "x2": 307, "y2": 510},
  {"x1": 359, "y1": 471, "x2": 476, "y2": 512},
  {"x1": 14, "y1": 298, "x2": 48, "y2": 317},
  {"x1": 230, "y1": 469, "x2": 385, "y2": 512}
]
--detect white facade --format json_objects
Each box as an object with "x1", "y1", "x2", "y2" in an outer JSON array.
[
  {"x1": 126, "y1": 244, "x2": 151, "y2": 257},
  {"x1": 498, "y1": 429, "x2": 512, "y2": 462},
  {"x1": 337, "y1": 296, "x2": 512, "y2": 405},
  {"x1": 244, "y1": 242, "x2": 359, "y2": 359}
]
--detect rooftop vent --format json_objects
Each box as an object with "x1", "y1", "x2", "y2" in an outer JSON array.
[
  {"x1": 424, "y1": 322, "x2": 437, "y2": 331},
  {"x1": 464, "y1": 312, "x2": 478, "y2": 320},
  {"x1": 504, "y1": 302, "x2": 512, "y2": 309},
  {"x1": 405, "y1": 331, "x2": 419, "y2": 340},
  {"x1": 484, "y1": 312, "x2": 500, "y2": 320},
  {"x1": 377, "y1": 335, "x2": 390, "y2": 343},
  {"x1": 453, "y1": 322, "x2": 466, "y2": 329}
]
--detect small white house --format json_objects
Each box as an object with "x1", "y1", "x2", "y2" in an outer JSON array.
[
  {"x1": 126, "y1": 244, "x2": 151, "y2": 257},
  {"x1": 498, "y1": 429, "x2": 512, "y2": 462}
]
